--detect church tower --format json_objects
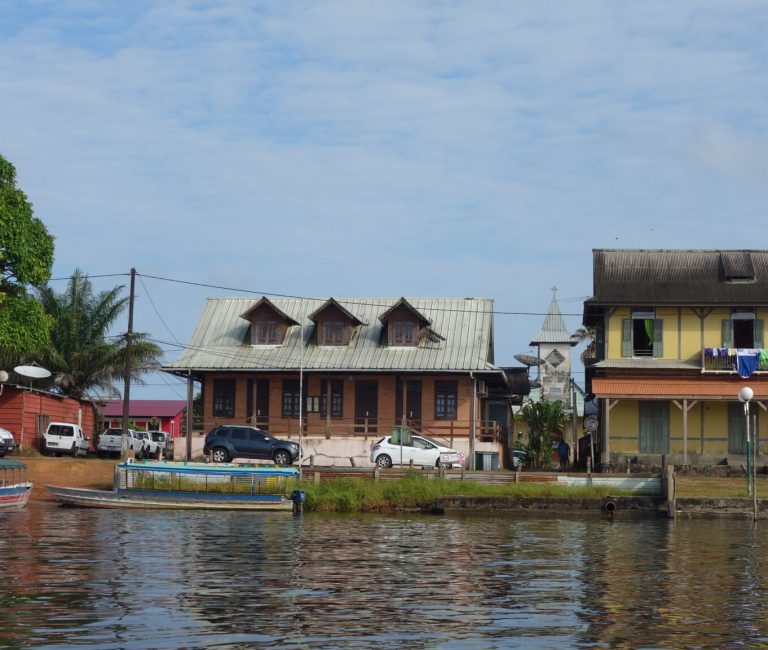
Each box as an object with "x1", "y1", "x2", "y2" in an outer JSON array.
[{"x1": 529, "y1": 288, "x2": 576, "y2": 405}]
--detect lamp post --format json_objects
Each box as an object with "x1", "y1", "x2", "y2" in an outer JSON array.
[{"x1": 738, "y1": 386, "x2": 757, "y2": 519}]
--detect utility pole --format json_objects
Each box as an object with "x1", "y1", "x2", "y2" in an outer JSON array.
[{"x1": 121, "y1": 268, "x2": 136, "y2": 459}]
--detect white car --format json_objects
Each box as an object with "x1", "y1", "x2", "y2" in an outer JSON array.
[
  {"x1": 0, "y1": 427, "x2": 15, "y2": 457},
  {"x1": 371, "y1": 432, "x2": 459, "y2": 469},
  {"x1": 43, "y1": 422, "x2": 90, "y2": 456}
]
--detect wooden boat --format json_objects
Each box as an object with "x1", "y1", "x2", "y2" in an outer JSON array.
[
  {"x1": 0, "y1": 459, "x2": 33, "y2": 511},
  {"x1": 46, "y1": 460, "x2": 299, "y2": 511}
]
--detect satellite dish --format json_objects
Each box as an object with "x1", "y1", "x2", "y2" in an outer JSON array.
[
  {"x1": 14, "y1": 364, "x2": 52, "y2": 379},
  {"x1": 514, "y1": 353, "x2": 546, "y2": 366}
]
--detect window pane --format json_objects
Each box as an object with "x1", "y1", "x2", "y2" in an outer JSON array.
[
  {"x1": 213, "y1": 379, "x2": 236, "y2": 417},
  {"x1": 435, "y1": 381, "x2": 457, "y2": 419}
]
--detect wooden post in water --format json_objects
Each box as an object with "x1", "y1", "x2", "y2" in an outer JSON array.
[{"x1": 666, "y1": 464, "x2": 676, "y2": 519}]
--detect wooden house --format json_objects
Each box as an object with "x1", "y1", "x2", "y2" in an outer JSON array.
[
  {"x1": 583, "y1": 249, "x2": 768, "y2": 470},
  {"x1": 165, "y1": 296, "x2": 528, "y2": 468}
]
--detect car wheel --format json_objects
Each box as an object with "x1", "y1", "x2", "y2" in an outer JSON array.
[
  {"x1": 376, "y1": 454, "x2": 393, "y2": 469},
  {"x1": 211, "y1": 447, "x2": 230, "y2": 463},
  {"x1": 273, "y1": 449, "x2": 291, "y2": 466}
]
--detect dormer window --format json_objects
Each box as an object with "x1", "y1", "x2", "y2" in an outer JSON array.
[
  {"x1": 309, "y1": 298, "x2": 363, "y2": 347},
  {"x1": 323, "y1": 321, "x2": 346, "y2": 346},
  {"x1": 255, "y1": 320, "x2": 279, "y2": 345},
  {"x1": 393, "y1": 321, "x2": 415, "y2": 346},
  {"x1": 379, "y1": 298, "x2": 443, "y2": 348},
  {"x1": 241, "y1": 297, "x2": 299, "y2": 346}
]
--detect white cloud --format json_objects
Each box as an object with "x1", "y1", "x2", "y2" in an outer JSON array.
[{"x1": 1, "y1": 0, "x2": 767, "y2": 396}]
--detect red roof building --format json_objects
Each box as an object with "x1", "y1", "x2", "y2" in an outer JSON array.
[{"x1": 101, "y1": 400, "x2": 187, "y2": 439}]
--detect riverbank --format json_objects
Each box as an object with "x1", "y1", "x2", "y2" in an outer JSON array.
[
  {"x1": 17, "y1": 455, "x2": 116, "y2": 503},
  {"x1": 12, "y1": 455, "x2": 768, "y2": 516}
]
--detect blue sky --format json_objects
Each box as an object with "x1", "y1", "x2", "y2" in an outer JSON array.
[{"x1": 1, "y1": 1, "x2": 767, "y2": 400}]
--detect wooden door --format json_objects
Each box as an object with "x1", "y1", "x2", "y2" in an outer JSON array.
[
  {"x1": 395, "y1": 379, "x2": 422, "y2": 430},
  {"x1": 355, "y1": 380, "x2": 378, "y2": 433}
]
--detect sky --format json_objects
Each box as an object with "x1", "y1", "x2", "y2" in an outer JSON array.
[{"x1": 1, "y1": 1, "x2": 767, "y2": 401}]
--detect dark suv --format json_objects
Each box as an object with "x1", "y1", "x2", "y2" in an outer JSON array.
[{"x1": 203, "y1": 425, "x2": 300, "y2": 465}]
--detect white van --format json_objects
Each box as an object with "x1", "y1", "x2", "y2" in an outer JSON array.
[{"x1": 44, "y1": 422, "x2": 90, "y2": 456}]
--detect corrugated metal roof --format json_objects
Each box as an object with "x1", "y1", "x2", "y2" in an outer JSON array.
[
  {"x1": 592, "y1": 376, "x2": 768, "y2": 399},
  {"x1": 530, "y1": 293, "x2": 572, "y2": 344},
  {"x1": 102, "y1": 400, "x2": 187, "y2": 418},
  {"x1": 586, "y1": 249, "x2": 768, "y2": 306},
  {"x1": 593, "y1": 359, "x2": 701, "y2": 370},
  {"x1": 166, "y1": 297, "x2": 500, "y2": 373}
]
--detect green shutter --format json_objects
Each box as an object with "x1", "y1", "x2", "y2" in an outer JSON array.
[
  {"x1": 621, "y1": 319, "x2": 632, "y2": 357},
  {"x1": 652, "y1": 319, "x2": 664, "y2": 357},
  {"x1": 755, "y1": 320, "x2": 764, "y2": 349},
  {"x1": 722, "y1": 320, "x2": 733, "y2": 348}
]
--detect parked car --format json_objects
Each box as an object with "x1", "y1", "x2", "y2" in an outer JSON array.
[
  {"x1": 370, "y1": 432, "x2": 459, "y2": 469},
  {"x1": 147, "y1": 431, "x2": 171, "y2": 459},
  {"x1": 135, "y1": 431, "x2": 163, "y2": 460},
  {"x1": 97, "y1": 428, "x2": 142, "y2": 458},
  {"x1": 43, "y1": 422, "x2": 89, "y2": 456},
  {"x1": 203, "y1": 425, "x2": 300, "y2": 465},
  {"x1": 0, "y1": 428, "x2": 15, "y2": 457}
]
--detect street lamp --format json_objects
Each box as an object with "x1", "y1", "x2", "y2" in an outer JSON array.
[{"x1": 738, "y1": 386, "x2": 757, "y2": 520}]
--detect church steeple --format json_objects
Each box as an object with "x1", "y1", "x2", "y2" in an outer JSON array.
[{"x1": 529, "y1": 287, "x2": 573, "y2": 346}]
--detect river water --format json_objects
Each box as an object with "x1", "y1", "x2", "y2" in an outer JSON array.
[{"x1": 1, "y1": 506, "x2": 767, "y2": 649}]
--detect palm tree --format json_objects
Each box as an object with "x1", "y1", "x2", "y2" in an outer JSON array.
[
  {"x1": 572, "y1": 325, "x2": 596, "y2": 362},
  {"x1": 518, "y1": 398, "x2": 569, "y2": 468},
  {"x1": 33, "y1": 270, "x2": 162, "y2": 399}
]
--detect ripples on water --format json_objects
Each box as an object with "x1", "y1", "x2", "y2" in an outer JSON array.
[{"x1": 1, "y1": 506, "x2": 767, "y2": 649}]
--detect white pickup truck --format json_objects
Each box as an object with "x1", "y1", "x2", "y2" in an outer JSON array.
[
  {"x1": 97, "y1": 428, "x2": 142, "y2": 458},
  {"x1": 44, "y1": 422, "x2": 90, "y2": 456}
]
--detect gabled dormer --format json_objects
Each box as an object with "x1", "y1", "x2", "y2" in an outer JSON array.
[
  {"x1": 379, "y1": 298, "x2": 442, "y2": 347},
  {"x1": 241, "y1": 297, "x2": 298, "y2": 346},
  {"x1": 308, "y1": 298, "x2": 363, "y2": 346}
]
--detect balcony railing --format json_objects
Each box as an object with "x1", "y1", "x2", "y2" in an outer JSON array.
[
  {"x1": 189, "y1": 415, "x2": 502, "y2": 446},
  {"x1": 702, "y1": 347, "x2": 768, "y2": 373}
]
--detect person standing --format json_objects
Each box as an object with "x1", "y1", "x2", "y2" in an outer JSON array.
[{"x1": 558, "y1": 439, "x2": 570, "y2": 471}]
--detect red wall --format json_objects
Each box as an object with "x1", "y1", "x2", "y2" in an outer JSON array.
[{"x1": 0, "y1": 386, "x2": 98, "y2": 449}]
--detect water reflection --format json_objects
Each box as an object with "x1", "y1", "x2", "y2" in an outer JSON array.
[{"x1": 1, "y1": 506, "x2": 767, "y2": 648}]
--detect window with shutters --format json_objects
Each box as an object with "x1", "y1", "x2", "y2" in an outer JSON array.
[
  {"x1": 722, "y1": 309, "x2": 763, "y2": 349},
  {"x1": 621, "y1": 309, "x2": 663, "y2": 358}
]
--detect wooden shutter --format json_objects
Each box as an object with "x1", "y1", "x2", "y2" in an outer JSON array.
[
  {"x1": 755, "y1": 320, "x2": 764, "y2": 348},
  {"x1": 722, "y1": 320, "x2": 733, "y2": 348},
  {"x1": 621, "y1": 319, "x2": 632, "y2": 357},
  {"x1": 652, "y1": 319, "x2": 664, "y2": 357}
]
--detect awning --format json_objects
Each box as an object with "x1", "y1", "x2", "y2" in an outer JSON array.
[{"x1": 592, "y1": 377, "x2": 768, "y2": 400}]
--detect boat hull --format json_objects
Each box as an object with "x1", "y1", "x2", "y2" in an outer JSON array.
[
  {"x1": 46, "y1": 485, "x2": 293, "y2": 511},
  {"x1": 0, "y1": 484, "x2": 32, "y2": 511}
]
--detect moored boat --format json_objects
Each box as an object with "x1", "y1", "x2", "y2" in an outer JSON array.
[
  {"x1": 0, "y1": 459, "x2": 33, "y2": 511},
  {"x1": 46, "y1": 460, "x2": 299, "y2": 510}
]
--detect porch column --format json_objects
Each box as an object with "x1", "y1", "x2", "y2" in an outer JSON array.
[
  {"x1": 605, "y1": 398, "x2": 619, "y2": 461},
  {"x1": 672, "y1": 399, "x2": 698, "y2": 465}
]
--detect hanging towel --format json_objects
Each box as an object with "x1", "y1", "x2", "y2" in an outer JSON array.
[
  {"x1": 760, "y1": 349, "x2": 768, "y2": 371},
  {"x1": 704, "y1": 348, "x2": 714, "y2": 357},
  {"x1": 737, "y1": 352, "x2": 760, "y2": 378}
]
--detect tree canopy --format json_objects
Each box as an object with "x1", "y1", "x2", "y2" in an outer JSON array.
[
  {"x1": 0, "y1": 154, "x2": 55, "y2": 354},
  {"x1": 34, "y1": 270, "x2": 163, "y2": 399}
]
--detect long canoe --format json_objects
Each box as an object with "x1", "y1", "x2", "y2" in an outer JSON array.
[{"x1": 46, "y1": 459, "x2": 298, "y2": 511}]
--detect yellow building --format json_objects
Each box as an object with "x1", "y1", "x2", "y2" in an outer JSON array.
[{"x1": 583, "y1": 249, "x2": 768, "y2": 469}]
